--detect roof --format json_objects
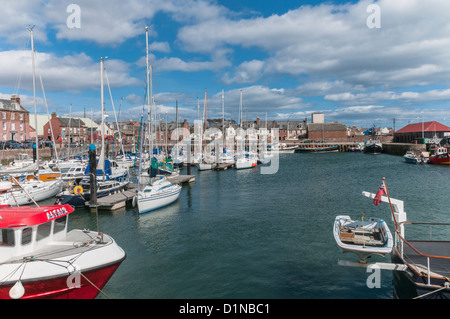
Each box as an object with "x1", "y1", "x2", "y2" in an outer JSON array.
[
  {"x1": 0, "y1": 204, "x2": 74, "y2": 228},
  {"x1": 78, "y1": 117, "x2": 99, "y2": 129},
  {"x1": 57, "y1": 117, "x2": 85, "y2": 127},
  {"x1": 395, "y1": 121, "x2": 450, "y2": 134},
  {"x1": 29, "y1": 114, "x2": 52, "y2": 136},
  {"x1": 0, "y1": 98, "x2": 29, "y2": 113}
]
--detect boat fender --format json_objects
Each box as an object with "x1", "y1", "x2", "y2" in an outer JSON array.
[
  {"x1": 74, "y1": 185, "x2": 83, "y2": 195},
  {"x1": 9, "y1": 280, "x2": 25, "y2": 299},
  {"x1": 132, "y1": 195, "x2": 137, "y2": 208}
]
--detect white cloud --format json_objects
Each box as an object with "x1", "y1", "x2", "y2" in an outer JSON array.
[
  {"x1": 0, "y1": 50, "x2": 140, "y2": 93},
  {"x1": 325, "y1": 88, "x2": 450, "y2": 104}
]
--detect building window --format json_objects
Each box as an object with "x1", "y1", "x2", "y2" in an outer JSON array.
[
  {"x1": 20, "y1": 123, "x2": 23, "y2": 131},
  {"x1": 11, "y1": 113, "x2": 14, "y2": 120},
  {"x1": 19, "y1": 114, "x2": 23, "y2": 120},
  {"x1": 11, "y1": 123, "x2": 15, "y2": 130},
  {"x1": 2, "y1": 122, "x2": 5, "y2": 130},
  {"x1": 1, "y1": 112, "x2": 5, "y2": 119}
]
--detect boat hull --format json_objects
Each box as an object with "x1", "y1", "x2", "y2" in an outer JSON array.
[
  {"x1": 391, "y1": 247, "x2": 450, "y2": 299},
  {"x1": 428, "y1": 154, "x2": 450, "y2": 165},
  {"x1": 363, "y1": 143, "x2": 383, "y2": 154},
  {"x1": 235, "y1": 161, "x2": 257, "y2": 169},
  {"x1": 0, "y1": 260, "x2": 124, "y2": 299},
  {"x1": 3, "y1": 180, "x2": 63, "y2": 206},
  {"x1": 57, "y1": 182, "x2": 129, "y2": 207},
  {"x1": 198, "y1": 163, "x2": 214, "y2": 171},
  {"x1": 137, "y1": 187, "x2": 181, "y2": 214}
]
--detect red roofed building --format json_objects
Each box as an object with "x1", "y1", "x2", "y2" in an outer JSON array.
[{"x1": 393, "y1": 121, "x2": 450, "y2": 143}]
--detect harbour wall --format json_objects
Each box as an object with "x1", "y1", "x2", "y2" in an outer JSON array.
[{"x1": 381, "y1": 143, "x2": 426, "y2": 156}]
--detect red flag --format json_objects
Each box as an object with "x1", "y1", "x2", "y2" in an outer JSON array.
[{"x1": 373, "y1": 184, "x2": 386, "y2": 206}]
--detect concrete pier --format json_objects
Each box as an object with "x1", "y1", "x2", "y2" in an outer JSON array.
[{"x1": 381, "y1": 143, "x2": 426, "y2": 156}]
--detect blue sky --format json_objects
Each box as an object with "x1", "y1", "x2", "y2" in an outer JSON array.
[{"x1": 1, "y1": 0, "x2": 450, "y2": 130}]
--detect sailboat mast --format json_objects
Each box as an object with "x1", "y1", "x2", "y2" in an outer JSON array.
[
  {"x1": 239, "y1": 89, "x2": 243, "y2": 128},
  {"x1": 222, "y1": 89, "x2": 225, "y2": 148},
  {"x1": 203, "y1": 89, "x2": 207, "y2": 149},
  {"x1": 98, "y1": 57, "x2": 106, "y2": 180},
  {"x1": 29, "y1": 26, "x2": 39, "y2": 173},
  {"x1": 146, "y1": 26, "x2": 153, "y2": 155},
  {"x1": 101, "y1": 58, "x2": 105, "y2": 150}
]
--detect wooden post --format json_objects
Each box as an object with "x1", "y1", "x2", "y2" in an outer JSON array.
[
  {"x1": 32, "y1": 143, "x2": 37, "y2": 162},
  {"x1": 187, "y1": 142, "x2": 191, "y2": 175}
]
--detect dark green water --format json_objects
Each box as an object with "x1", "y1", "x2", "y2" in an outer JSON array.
[{"x1": 60, "y1": 152, "x2": 450, "y2": 299}]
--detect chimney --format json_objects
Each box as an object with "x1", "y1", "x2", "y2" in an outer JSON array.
[
  {"x1": 256, "y1": 116, "x2": 260, "y2": 127},
  {"x1": 51, "y1": 112, "x2": 57, "y2": 120},
  {"x1": 10, "y1": 94, "x2": 20, "y2": 105}
]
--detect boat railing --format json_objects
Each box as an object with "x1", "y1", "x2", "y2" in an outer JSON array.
[{"x1": 395, "y1": 221, "x2": 450, "y2": 286}]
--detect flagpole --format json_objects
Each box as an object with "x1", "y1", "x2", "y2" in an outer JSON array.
[{"x1": 382, "y1": 177, "x2": 398, "y2": 230}]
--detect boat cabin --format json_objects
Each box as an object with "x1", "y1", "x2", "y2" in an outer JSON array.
[
  {"x1": 0, "y1": 204, "x2": 74, "y2": 263},
  {"x1": 431, "y1": 147, "x2": 448, "y2": 156}
]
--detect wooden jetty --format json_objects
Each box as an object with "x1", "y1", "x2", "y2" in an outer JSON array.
[
  {"x1": 167, "y1": 175, "x2": 196, "y2": 184},
  {"x1": 88, "y1": 189, "x2": 136, "y2": 211}
]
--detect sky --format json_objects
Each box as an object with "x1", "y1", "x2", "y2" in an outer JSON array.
[{"x1": 1, "y1": 0, "x2": 450, "y2": 130}]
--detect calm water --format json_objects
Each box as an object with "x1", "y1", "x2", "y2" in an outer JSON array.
[{"x1": 52, "y1": 151, "x2": 450, "y2": 299}]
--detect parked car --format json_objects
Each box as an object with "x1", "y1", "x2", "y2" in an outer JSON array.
[
  {"x1": 38, "y1": 139, "x2": 52, "y2": 148},
  {"x1": 21, "y1": 142, "x2": 33, "y2": 149},
  {"x1": 4, "y1": 140, "x2": 22, "y2": 149}
]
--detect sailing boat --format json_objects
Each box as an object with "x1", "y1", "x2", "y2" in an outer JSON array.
[
  {"x1": 57, "y1": 58, "x2": 129, "y2": 206},
  {"x1": 0, "y1": 27, "x2": 63, "y2": 205},
  {"x1": 198, "y1": 89, "x2": 215, "y2": 170},
  {"x1": 235, "y1": 90, "x2": 257, "y2": 170},
  {"x1": 136, "y1": 27, "x2": 181, "y2": 214}
]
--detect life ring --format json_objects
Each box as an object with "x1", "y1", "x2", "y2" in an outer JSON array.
[
  {"x1": 74, "y1": 186, "x2": 83, "y2": 195},
  {"x1": 132, "y1": 195, "x2": 137, "y2": 208}
]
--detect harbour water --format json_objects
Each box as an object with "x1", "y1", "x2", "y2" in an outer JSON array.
[{"x1": 43, "y1": 151, "x2": 450, "y2": 299}]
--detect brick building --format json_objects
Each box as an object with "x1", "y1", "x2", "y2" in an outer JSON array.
[
  {"x1": 0, "y1": 95, "x2": 31, "y2": 142},
  {"x1": 44, "y1": 112, "x2": 89, "y2": 145},
  {"x1": 307, "y1": 122, "x2": 347, "y2": 140}
]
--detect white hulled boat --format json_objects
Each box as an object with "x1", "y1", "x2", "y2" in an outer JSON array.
[
  {"x1": 0, "y1": 203, "x2": 125, "y2": 299},
  {"x1": 136, "y1": 177, "x2": 181, "y2": 214},
  {"x1": 0, "y1": 178, "x2": 63, "y2": 206},
  {"x1": 235, "y1": 153, "x2": 258, "y2": 170},
  {"x1": 333, "y1": 215, "x2": 393, "y2": 263}
]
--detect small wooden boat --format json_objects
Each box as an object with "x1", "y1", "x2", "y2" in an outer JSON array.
[{"x1": 333, "y1": 215, "x2": 393, "y2": 263}]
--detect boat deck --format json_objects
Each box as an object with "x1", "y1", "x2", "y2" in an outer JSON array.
[
  {"x1": 402, "y1": 241, "x2": 450, "y2": 279},
  {"x1": 340, "y1": 227, "x2": 385, "y2": 247}
]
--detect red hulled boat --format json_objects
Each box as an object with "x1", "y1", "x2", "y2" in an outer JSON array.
[
  {"x1": 0, "y1": 204, "x2": 126, "y2": 299},
  {"x1": 428, "y1": 146, "x2": 450, "y2": 165}
]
